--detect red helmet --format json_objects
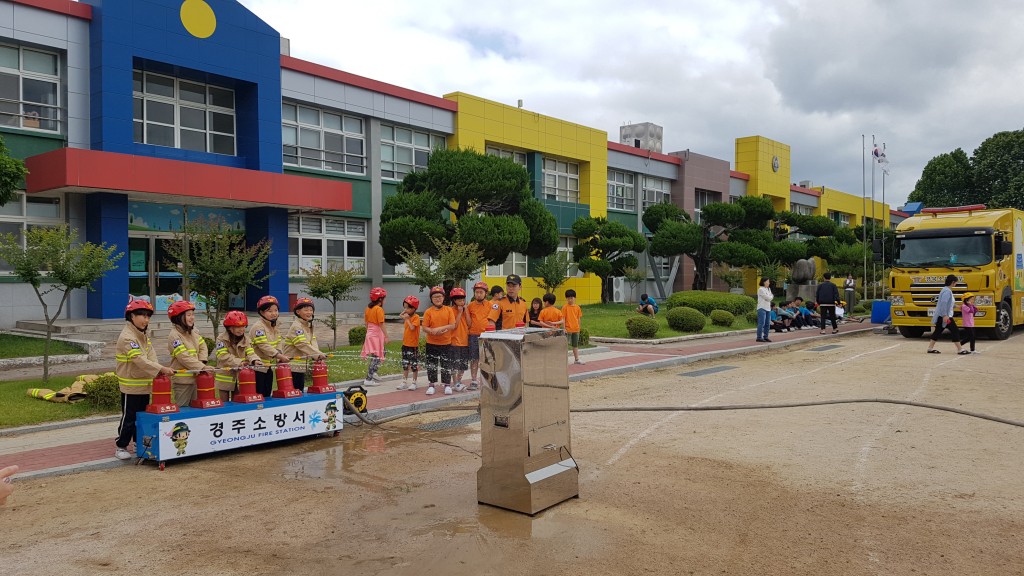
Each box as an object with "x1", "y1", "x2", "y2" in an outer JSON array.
[
  {"x1": 223, "y1": 310, "x2": 248, "y2": 327},
  {"x1": 429, "y1": 286, "x2": 445, "y2": 297},
  {"x1": 167, "y1": 300, "x2": 195, "y2": 319},
  {"x1": 450, "y1": 287, "x2": 466, "y2": 298},
  {"x1": 369, "y1": 287, "x2": 387, "y2": 301},
  {"x1": 403, "y1": 295, "x2": 420, "y2": 309},
  {"x1": 472, "y1": 281, "x2": 489, "y2": 292},
  {"x1": 125, "y1": 299, "x2": 154, "y2": 320},
  {"x1": 256, "y1": 295, "x2": 279, "y2": 312},
  {"x1": 293, "y1": 297, "x2": 315, "y2": 311}
]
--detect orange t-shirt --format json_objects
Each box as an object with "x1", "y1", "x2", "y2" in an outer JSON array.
[
  {"x1": 466, "y1": 300, "x2": 490, "y2": 335},
  {"x1": 562, "y1": 303, "x2": 582, "y2": 333},
  {"x1": 401, "y1": 313, "x2": 421, "y2": 347},
  {"x1": 450, "y1": 305, "x2": 469, "y2": 347},
  {"x1": 486, "y1": 296, "x2": 529, "y2": 329},
  {"x1": 423, "y1": 305, "x2": 455, "y2": 345},
  {"x1": 539, "y1": 306, "x2": 563, "y2": 326},
  {"x1": 364, "y1": 305, "x2": 385, "y2": 326}
]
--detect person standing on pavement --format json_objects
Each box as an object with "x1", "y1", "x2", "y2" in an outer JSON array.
[
  {"x1": 166, "y1": 300, "x2": 213, "y2": 406},
  {"x1": 465, "y1": 282, "x2": 490, "y2": 390},
  {"x1": 926, "y1": 274, "x2": 964, "y2": 355},
  {"x1": 844, "y1": 273, "x2": 856, "y2": 311},
  {"x1": 816, "y1": 273, "x2": 841, "y2": 334},
  {"x1": 115, "y1": 299, "x2": 175, "y2": 460},
  {"x1": 422, "y1": 286, "x2": 456, "y2": 395},
  {"x1": 487, "y1": 274, "x2": 530, "y2": 330},
  {"x1": 249, "y1": 296, "x2": 292, "y2": 397},
  {"x1": 361, "y1": 287, "x2": 388, "y2": 387},
  {"x1": 756, "y1": 277, "x2": 773, "y2": 343},
  {"x1": 562, "y1": 289, "x2": 584, "y2": 364}
]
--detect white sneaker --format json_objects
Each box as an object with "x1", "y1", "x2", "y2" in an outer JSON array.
[
  {"x1": 396, "y1": 381, "x2": 409, "y2": 390},
  {"x1": 425, "y1": 385, "x2": 435, "y2": 395},
  {"x1": 363, "y1": 379, "x2": 380, "y2": 387},
  {"x1": 408, "y1": 382, "x2": 418, "y2": 391},
  {"x1": 444, "y1": 385, "x2": 453, "y2": 395},
  {"x1": 114, "y1": 448, "x2": 132, "y2": 460},
  {"x1": 467, "y1": 381, "x2": 479, "y2": 391},
  {"x1": 454, "y1": 383, "x2": 467, "y2": 392}
]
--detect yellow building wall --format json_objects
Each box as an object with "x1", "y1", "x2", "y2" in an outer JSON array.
[
  {"x1": 444, "y1": 92, "x2": 608, "y2": 304},
  {"x1": 735, "y1": 136, "x2": 791, "y2": 211},
  {"x1": 819, "y1": 187, "x2": 889, "y2": 228}
]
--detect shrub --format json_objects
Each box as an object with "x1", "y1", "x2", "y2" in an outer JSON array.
[
  {"x1": 625, "y1": 315, "x2": 659, "y2": 339},
  {"x1": 710, "y1": 310, "x2": 735, "y2": 327},
  {"x1": 664, "y1": 291, "x2": 756, "y2": 316},
  {"x1": 578, "y1": 327, "x2": 590, "y2": 347},
  {"x1": 82, "y1": 372, "x2": 119, "y2": 410},
  {"x1": 667, "y1": 306, "x2": 706, "y2": 332},
  {"x1": 348, "y1": 326, "x2": 366, "y2": 346},
  {"x1": 202, "y1": 336, "x2": 215, "y2": 351}
]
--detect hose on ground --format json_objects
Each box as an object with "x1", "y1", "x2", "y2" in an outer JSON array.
[{"x1": 341, "y1": 394, "x2": 477, "y2": 426}]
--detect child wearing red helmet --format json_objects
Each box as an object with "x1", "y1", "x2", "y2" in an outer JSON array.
[
  {"x1": 114, "y1": 299, "x2": 175, "y2": 460},
  {"x1": 282, "y1": 297, "x2": 326, "y2": 391},
  {"x1": 166, "y1": 300, "x2": 213, "y2": 407},
  {"x1": 361, "y1": 287, "x2": 388, "y2": 387},
  {"x1": 448, "y1": 287, "x2": 469, "y2": 392},
  {"x1": 397, "y1": 295, "x2": 421, "y2": 390},
  {"x1": 214, "y1": 310, "x2": 263, "y2": 401},
  {"x1": 250, "y1": 295, "x2": 293, "y2": 397}
]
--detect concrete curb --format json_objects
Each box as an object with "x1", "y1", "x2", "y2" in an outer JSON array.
[
  {"x1": 0, "y1": 415, "x2": 121, "y2": 437},
  {"x1": 592, "y1": 328, "x2": 755, "y2": 345},
  {"x1": 15, "y1": 457, "x2": 127, "y2": 480}
]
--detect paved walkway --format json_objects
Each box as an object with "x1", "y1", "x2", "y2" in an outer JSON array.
[{"x1": 0, "y1": 322, "x2": 882, "y2": 478}]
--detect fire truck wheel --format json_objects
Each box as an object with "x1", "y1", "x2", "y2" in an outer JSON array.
[
  {"x1": 898, "y1": 326, "x2": 926, "y2": 339},
  {"x1": 992, "y1": 301, "x2": 1012, "y2": 340}
]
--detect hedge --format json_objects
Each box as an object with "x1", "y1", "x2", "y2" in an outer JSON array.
[
  {"x1": 667, "y1": 306, "x2": 706, "y2": 332},
  {"x1": 710, "y1": 310, "x2": 736, "y2": 327},
  {"x1": 348, "y1": 326, "x2": 367, "y2": 346},
  {"x1": 664, "y1": 291, "x2": 756, "y2": 316},
  {"x1": 626, "y1": 315, "x2": 659, "y2": 339}
]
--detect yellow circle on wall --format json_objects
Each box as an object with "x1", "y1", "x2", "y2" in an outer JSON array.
[{"x1": 180, "y1": 0, "x2": 217, "y2": 39}]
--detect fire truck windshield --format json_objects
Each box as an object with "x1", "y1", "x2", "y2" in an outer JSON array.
[{"x1": 893, "y1": 235, "x2": 992, "y2": 267}]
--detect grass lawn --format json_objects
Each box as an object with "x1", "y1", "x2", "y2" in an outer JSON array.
[
  {"x1": 0, "y1": 334, "x2": 85, "y2": 359},
  {"x1": 0, "y1": 375, "x2": 114, "y2": 428},
  {"x1": 581, "y1": 303, "x2": 755, "y2": 339}
]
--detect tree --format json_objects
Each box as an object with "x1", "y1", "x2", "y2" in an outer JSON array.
[
  {"x1": 908, "y1": 148, "x2": 973, "y2": 208},
  {"x1": 532, "y1": 251, "x2": 572, "y2": 294},
  {"x1": 572, "y1": 217, "x2": 647, "y2": 303},
  {"x1": 0, "y1": 136, "x2": 27, "y2": 207},
  {"x1": 162, "y1": 216, "x2": 271, "y2": 339},
  {"x1": 302, "y1": 264, "x2": 359, "y2": 349},
  {"x1": 972, "y1": 130, "x2": 1024, "y2": 210},
  {"x1": 0, "y1": 225, "x2": 121, "y2": 382},
  {"x1": 380, "y1": 148, "x2": 559, "y2": 266},
  {"x1": 398, "y1": 237, "x2": 487, "y2": 297}
]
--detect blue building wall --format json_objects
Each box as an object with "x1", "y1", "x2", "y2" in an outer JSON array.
[
  {"x1": 244, "y1": 207, "x2": 289, "y2": 312},
  {"x1": 85, "y1": 192, "x2": 129, "y2": 319}
]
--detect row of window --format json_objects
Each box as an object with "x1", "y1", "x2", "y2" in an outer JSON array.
[
  {"x1": 607, "y1": 170, "x2": 672, "y2": 212},
  {"x1": 0, "y1": 193, "x2": 62, "y2": 272}
]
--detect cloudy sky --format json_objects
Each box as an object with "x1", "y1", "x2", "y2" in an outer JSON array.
[{"x1": 240, "y1": 0, "x2": 1024, "y2": 209}]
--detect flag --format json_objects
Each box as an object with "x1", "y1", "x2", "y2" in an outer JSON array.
[{"x1": 873, "y1": 145, "x2": 890, "y2": 175}]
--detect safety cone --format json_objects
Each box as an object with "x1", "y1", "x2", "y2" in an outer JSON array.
[
  {"x1": 146, "y1": 373, "x2": 180, "y2": 414},
  {"x1": 305, "y1": 359, "x2": 335, "y2": 394},
  {"x1": 190, "y1": 370, "x2": 223, "y2": 408},
  {"x1": 271, "y1": 363, "x2": 302, "y2": 398},
  {"x1": 232, "y1": 367, "x2": 264, "y2": 403}
]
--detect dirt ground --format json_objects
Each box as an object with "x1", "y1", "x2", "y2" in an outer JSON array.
[{"x1": 2, "y1": 332, "x2": 1022, "y2": 576}]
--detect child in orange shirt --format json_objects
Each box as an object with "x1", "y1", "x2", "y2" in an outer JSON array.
[
  {"x1": 421, "y1": 286, "x2": 456, "y2": 395},
  {"x1": 361, "y1": 287, "x2": 387, "y2": 387},
  {"x1": 562, "y1": 289, "x2": 584, "y2": 364},
  {"x1": 448, "y1": 287, "x2": 470, "y2": 391},
  {"x1": 465, "y1": 282, "x2": 490, "y2": 390},
  {"x1": 538, "y1": 292, "x2": 564, "y2": 328},
  {"x1": 397, "y1": 295, "x2": 421, "y2": 390}
]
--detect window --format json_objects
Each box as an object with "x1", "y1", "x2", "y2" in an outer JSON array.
[
  {"x1": 0, "y1": 192, "x2": 63, "y2": 273},
  {"x1": 641, "y1": 176, "x2": 670, "y2": 210},
  {"x1": 607, "y1": 170, "x2": 635, "y2": 211},
  {"x1": 542, "y1": 158, "x2": 580, "y2": 203},
  {"x1": 790, "y1": 203, "x2": 814, "y2": 216},
  {"x1": 486, "y1": 252, "x2": 528, "y2": 278},
  {"x1": 649, "y1": 255, "x2": 672, "y2": 280},
  {"x1": 380, "y1": 124, "x2": 445, "y2": 180},
  {"x1": 133, "y1": 70, "x2": 235, "y2": 155},
  {"x1": 828, "y1": 210, "x2": 851, "y2": 228},
  {"x1": 288, "y1": 215, "x2": 366, "y2": 275},
  {"x1": 558, "y1": 236, "x2": 581, "y2": 277},
  {"x1": 485, "y1": 146, "x2": 527, "y2": 167},
  {"x1": 693, "y1": 188, "x2": 720, "y2": 224},
  {"x1": 282, "y1": 102, "x2": 365, "y2": 174},
  {"x1": 0, "y1": 45, "x2": 61, "y2": 132}
]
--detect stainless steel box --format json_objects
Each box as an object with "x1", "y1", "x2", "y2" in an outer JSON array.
[{"x1": 477, "y1": 328, "x2": 579, "y2": 515}]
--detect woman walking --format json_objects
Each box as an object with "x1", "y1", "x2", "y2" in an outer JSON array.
[{"x1": 926, "y1": 274, "x2": 964, "y2": 355}]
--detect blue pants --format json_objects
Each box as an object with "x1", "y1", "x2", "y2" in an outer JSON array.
[{"x1": 756, "y1": 309, "x2": 770, "y2": 340}]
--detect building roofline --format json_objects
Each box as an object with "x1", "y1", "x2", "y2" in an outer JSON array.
[
  {"x1": 10, "y1": 0, "x2": 91, "y2": 19},
  {"x1": 606, "y1": 141, "x2": 681, "y2": 165},
  {"x1": 729, "y1": 170, "x2": 750, "y2": 181},
  {"x1": 790, "y1": 183, "x2": 822, "y2": 197},
  {"x1": 280, "y1": 55, "x2": 457, "y2": 112},
  {"x1": 890, "y1": 209, "x2": 910, "y2": 217}
]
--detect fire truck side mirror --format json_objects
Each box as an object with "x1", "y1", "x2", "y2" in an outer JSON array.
[{"x1": 996, "y1": 240, "x2": 1012, "y2": 258}]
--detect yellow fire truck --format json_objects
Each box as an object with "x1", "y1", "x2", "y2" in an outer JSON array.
[{"x1": 888, "y1": 205, "x2": 1024, "y2": 339}]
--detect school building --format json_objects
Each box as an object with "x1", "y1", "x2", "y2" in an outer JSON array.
[{"x1": 0, "y1": 0, "x2": 901, "y2": 328}]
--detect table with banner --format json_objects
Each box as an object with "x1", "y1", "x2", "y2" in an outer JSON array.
[{"x1": 134, "y1": 393, "x2": 346, "y2": 467}]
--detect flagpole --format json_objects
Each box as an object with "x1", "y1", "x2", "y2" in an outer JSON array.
[
  {"x1": 881, "y1": 143, "x2": 887, "y2": 300},
  {"x1": 870, "y1": 135, "x2": 876, "y2": 300},
  {"x1": 862, "y1": 135, "x2": 867, "y2": 296}
]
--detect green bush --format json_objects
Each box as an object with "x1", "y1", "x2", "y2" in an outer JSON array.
[
  {"x1": 667, "y1": 306, "x2": 706, "y2": 332},
  {"x1": 625, "y1": 315, "x2": 659, "y2": 339},
  {"x1": 578, "y1": 327, "x2": 590, "y2": 347},
  {"x1": 82, "y1": 373, "x2": 120, "y2": 410},
  {"x1": 348, "y1": 326, "x2": 366, "y2": 346},
  {"x1": 745, "y1": 310, "x2": 758, "y2": 324},
  {"x1": 202, "y1": 336, "x2": 215, "y2": 351},
  {"x1": 664, "y1": 291, "x2": 756, "y2": 316},
  {"x1": 710, "y1": 309, "x2": 735, "y2": 327}
]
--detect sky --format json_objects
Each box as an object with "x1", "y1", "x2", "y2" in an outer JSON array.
[{"x1": 239, "y1": 0, "x2": 1024, "y2": 210}]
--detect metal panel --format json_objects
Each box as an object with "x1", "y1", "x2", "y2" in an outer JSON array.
[{"x1": 679, "y1": 365, "x2": 738, "y2": 377}]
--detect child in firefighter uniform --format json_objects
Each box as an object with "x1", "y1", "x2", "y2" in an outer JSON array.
[
  {"x1": 115, "y1": 299, "x2": 175, "y2": 460},
  {"x1": 249, "y1": 295, "x2": 293, "y2": 397},
  {"x1": 166, "y1": 300, "x2": 212, "y2": 407},
  {"x1": 214, "y1": 311, "x2": 263, "y2": 401},
  {"x1": 282, "y1": 297, "x2": 326, "y2": 391}
]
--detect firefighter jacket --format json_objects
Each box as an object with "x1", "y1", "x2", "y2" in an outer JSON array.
[
  {"x1": 281, "y1": 317, "x2": 322, "y2": 373},
  {"x1": 114, "y1": 322, "x2": 164, "y2": 395},
  {"x1": 249, "y1": 316, "x2": 283, "y2": 363},
  {"x1": 167, "y1": 325, "x2": 209, "y2": 386},
  {"x1": 213, "y1": 331, "x2": 260, "y2": 391}
]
